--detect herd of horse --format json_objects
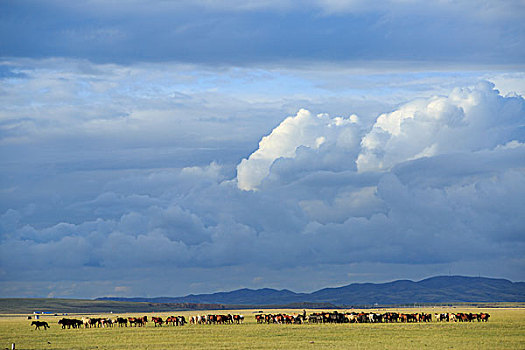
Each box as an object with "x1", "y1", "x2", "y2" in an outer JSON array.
[
  {"x1": 256, "y1": 311, "x2": 491, "y2": 324},
  {"x1": 51, "y1": 316, "x2": 166, "y2": 329},
  {"x1": 188, "y1": 314, "x2": 245, "y2": 324},
  {"x1": 30, "y1": 311, "x2": 491, "y2": 330},
  {"x1": 151, "y1": 316, "x2": 187, "y2": 326},
  {"x1": 45, "y1": 316, "x2": 153, "y2": 329}
]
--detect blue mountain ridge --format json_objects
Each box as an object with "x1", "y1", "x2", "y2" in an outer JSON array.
[{"x1": 96, "y1": 276, "x2": 525, "y2": 306}]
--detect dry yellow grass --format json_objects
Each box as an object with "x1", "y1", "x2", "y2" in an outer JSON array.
[{"x1": 1, "y1": 307, "x2": 524, "y2": 349}]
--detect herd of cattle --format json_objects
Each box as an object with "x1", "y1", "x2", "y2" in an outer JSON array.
[{"x1": 30, "y1": 311, "x2": 490, "y2": 330}]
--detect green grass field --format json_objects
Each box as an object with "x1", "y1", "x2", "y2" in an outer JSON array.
[{"x1": 1, "y1": 308, "x2": 524, "y2": 349}]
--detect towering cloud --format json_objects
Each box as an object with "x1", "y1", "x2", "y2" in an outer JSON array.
[
  {"x1": 237, "y1": 82, "x2": 524, "y2": 191},
  {"x1": 357, "y1": 82, "x2": 525, "y2": 172},
  {"x1": 237, "y1": 109, "x2": 360, "y2": 190}
]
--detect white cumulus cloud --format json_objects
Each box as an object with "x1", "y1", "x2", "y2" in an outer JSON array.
[
  {"x1": 357, "y1": 82, "x2": 525, "y2": 172},
  {"x1": 237, "y1": 109, "x2": 360, "y2": 190}
]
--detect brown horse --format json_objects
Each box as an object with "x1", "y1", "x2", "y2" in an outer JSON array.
[
  {"x1": 128, "y1": 316, "x2": 146, "y2": 327},
  {"x1": 152, "y1": 317, "x2": 163, "y2": 327},
  {"x1": 165, "y1": 316, "x2": 177, "y2": 326}
]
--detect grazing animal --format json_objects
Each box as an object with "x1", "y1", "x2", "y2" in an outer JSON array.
[
  {"x1": 128, "y1": 317, "x2": 146, "y2": 327},
  {"x1": 116, "y1": 317, "x2": 128, "y2": 327},
  {"x1": 165, "y1": 315, "x2": 186, "y2": 326},
  {"x1": 294, "y1": 314, "x2": 305, "y2": 324},
  {"x1": 89, "y1": 318, "x2": 102, "y2": 328},
  {"x1": 165, "y1": 316, "x2": 177, "y2": 326},
  {"x1": 152, "y1": 317, "x2": 163, "y2": 327},
  {"x1": 178, "y1": 316, "x2": 186, "y2": 326},
  {"x1": 58, "y1": 318, "x2": 83, "y2": 329},
  {"x1": 82, "y1": 317, "x2": 90, "y2": 328},
  {"x1": 31, "y1": 321, "x2": 49, "y2": 330},
  {"x1": 207, "y1": 314, "x2": 216, "y2": 324},
  {"x1": 233, "y1": 314, "x2": 244, "y2": 324},
  {"x1": 128, "y1": 317, "x2": 138, "y2": 327},
  {"x1": 101, "y1": 318, "x2": 113, "y2": 327},
  {"x1": 479, "y1": 313, "x2": 490, "y2": 322}
]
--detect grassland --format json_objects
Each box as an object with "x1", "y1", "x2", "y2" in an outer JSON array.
[{"x1": 1, "y1": 307, "x2": 524, "y2": 349}]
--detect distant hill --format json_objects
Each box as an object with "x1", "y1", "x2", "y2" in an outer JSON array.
[
  {"x1": 97, "y1": 276, "x2": 525, "y2": 307},
  {"x1": 0, "y1": 298, "x2": 336, "y2": 314},
  {"x1": 0, "y1": 298, "x2": 229, "y2": 314}
]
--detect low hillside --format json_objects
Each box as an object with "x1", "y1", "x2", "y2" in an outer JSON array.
[{"x1": 0, "y1": 298, "x2": 226, "y2": 314}]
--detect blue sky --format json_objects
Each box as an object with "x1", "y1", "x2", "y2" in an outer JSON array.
[{"x1": 0, "y1": 0, "x2": 524, "y2": 298}]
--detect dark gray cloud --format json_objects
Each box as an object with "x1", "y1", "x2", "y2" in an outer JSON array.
[{"x1": 1, "y1": 0, "x2": 524, "y2": 65}]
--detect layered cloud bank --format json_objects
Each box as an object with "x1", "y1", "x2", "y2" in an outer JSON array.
[
  {"x1": 2, "y1": 0, "x2": 524, "y2": 65},
  {"x1": 1, "y1": 78, "x2": 524, "y2": 297}
]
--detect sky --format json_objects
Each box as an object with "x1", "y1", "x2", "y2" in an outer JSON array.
[{"x1": 0, "y1": 0, "x2": 524, "y2": 299}]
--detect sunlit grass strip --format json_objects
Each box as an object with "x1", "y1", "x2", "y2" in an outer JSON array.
[{"x1": 1, "y1": 308, "x2": 524, "y2": 350}]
